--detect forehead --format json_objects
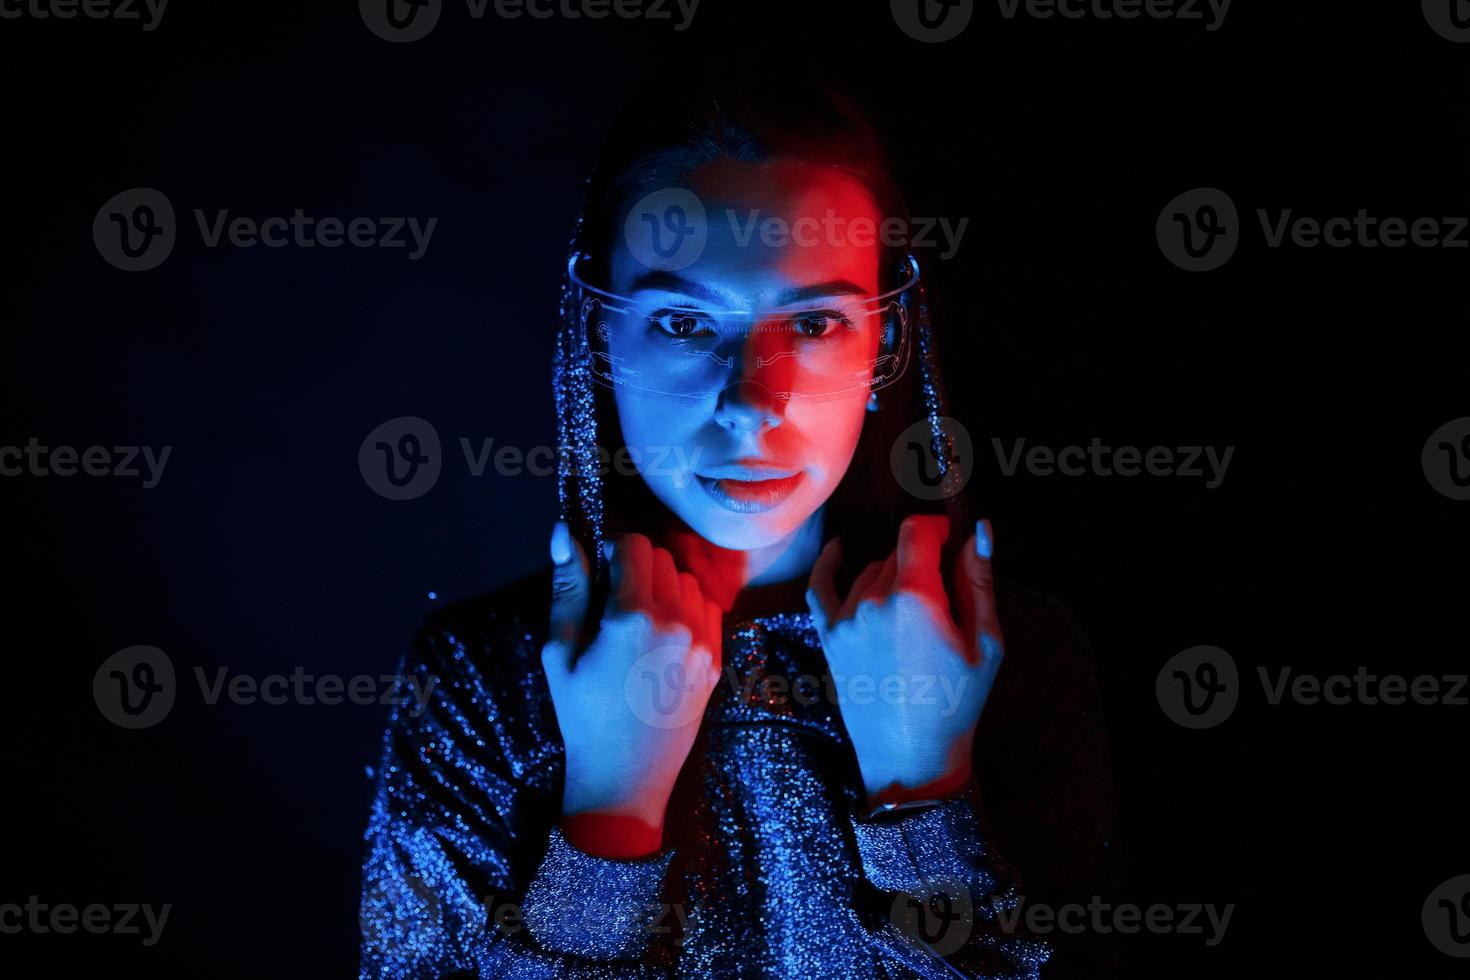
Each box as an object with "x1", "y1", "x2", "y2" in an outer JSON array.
[{"x1": 611, "y1": 159, "x2": 884, "y2": 304}]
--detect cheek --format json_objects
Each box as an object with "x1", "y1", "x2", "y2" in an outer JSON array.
[
  {"x1": 788, "y1": 395, "x2": 870, "y2": 491},
  {"x1": 615, "y1": 392, "x2": 662, "y2": 448},
  {"x1": 614, "y1": 392, "x2": 705, "y2": 482}
]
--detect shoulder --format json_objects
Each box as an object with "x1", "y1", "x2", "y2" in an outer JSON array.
[
  {"x1": 392, "y1": 565, "x2": 562, "y2": 784},
  {"x1": 410, "y1": 564, "x2": 555, "y2": 667}
]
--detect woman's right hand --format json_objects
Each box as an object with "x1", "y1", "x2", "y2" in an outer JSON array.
[{"x1": 540, "y1": 522, "x2": 724, "y2": 858}]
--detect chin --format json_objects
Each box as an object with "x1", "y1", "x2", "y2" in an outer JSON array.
[
  {"x1": 686, "y1": 513, "x2": 798, "y2": 551},
  {"x1": 671, "y1": 486, "x2": 824, "y2": 552}
]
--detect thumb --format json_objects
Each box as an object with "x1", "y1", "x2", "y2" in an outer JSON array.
[{"x1": 546, "y1": 520, "x2": 591, "y2": 669}]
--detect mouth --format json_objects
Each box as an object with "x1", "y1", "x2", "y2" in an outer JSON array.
[{"x1": 694, "y1": 467, "x2": 805, "y2": 514}]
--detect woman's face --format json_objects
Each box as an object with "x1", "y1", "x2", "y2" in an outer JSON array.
[{"x1": 607, "y1": 160, "x2": 884, "y2": 551}]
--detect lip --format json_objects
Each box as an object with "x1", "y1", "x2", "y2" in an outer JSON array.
[{"x1": 695, "y1": 468, "x2": 805, "y2": 513}]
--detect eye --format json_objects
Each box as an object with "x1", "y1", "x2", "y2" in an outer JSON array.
[
  {"x1": 649, "y1": 309, "x2": 716, "y2": 339},
  {"x1": 790, "y1": 310, "x2": 852, "y2": 338}
]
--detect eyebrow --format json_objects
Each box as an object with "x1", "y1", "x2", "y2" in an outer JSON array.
[{"x1": 626, "y1": 271, "x2": 870, "y2": 308}]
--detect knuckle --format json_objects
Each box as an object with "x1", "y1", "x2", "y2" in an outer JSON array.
[{"x1": 660, "y1": 621, "x2": 694, "y2": 650}]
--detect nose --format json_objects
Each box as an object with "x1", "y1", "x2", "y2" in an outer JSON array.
[
  {"x1": 713, "y1": 379, "x2": 782, "y2": 434},
  {"x1": 711, "y1": 318, "x2": 792, "y2": 432}
]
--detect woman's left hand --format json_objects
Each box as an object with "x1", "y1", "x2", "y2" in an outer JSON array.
[{"x1": 806, "y1": 514, "x2": 1004, "y2": 808}]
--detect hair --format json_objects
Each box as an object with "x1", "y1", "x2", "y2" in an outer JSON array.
[{"x1": 570, "y1": 54, "x2": 959, "y2": 574}]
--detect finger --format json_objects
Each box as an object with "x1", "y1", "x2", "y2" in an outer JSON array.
[
  {"x1": 953, "y1": 518, "x2": 1003, "y2": 668},
  {"x1": 704, "y1": 598, "x2": 723, "y2": 672},
  {"x1": 677, "y1": 570, "x2": 704, "y2": 645},
  {"x1": 652, "y1": 546, "x2": 680, "y2": 621},
  {"x1": 545, "y1": 520, "x2": 590, "y2": 674},
  {"x1": 602, "y1": 536, "x2": 621, "y2": 615},
  {"x1": 806, "y1": 537, "x2": 843, "y2": 638},
  {"x1": 895, "y1": 513, "x2": 947, "y2": 595},
  {"x1": 871, "y1": 551, "x2": 898, "y2": 601},
  {"x1": 614, "y1": 533, "x2": 652, "y2": 613},
  {"x1": 840, "y1": 559, "x2": 886, "y2": 622}
]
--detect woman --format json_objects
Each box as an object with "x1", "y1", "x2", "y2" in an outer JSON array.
[{"x1": 360, "y1": 61, "x2": 1107, "y2": 979}]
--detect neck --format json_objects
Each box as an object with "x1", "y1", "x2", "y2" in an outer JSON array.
[{"x1": 660, "y1": 507, "x2": 826, "y2": 619}]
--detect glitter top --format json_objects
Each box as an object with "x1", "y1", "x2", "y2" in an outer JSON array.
[{"x1": 359, "y1": 573, "x2": 1053, "y2": 978}]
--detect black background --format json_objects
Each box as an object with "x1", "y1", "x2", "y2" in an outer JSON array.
[{"x1": 2, "y1": 1, "x2": 1467, "y2": 977}]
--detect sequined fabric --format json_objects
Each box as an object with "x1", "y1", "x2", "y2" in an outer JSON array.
[{"x1": 360, "y1": 576, "x2": 1052, "y2": 978}]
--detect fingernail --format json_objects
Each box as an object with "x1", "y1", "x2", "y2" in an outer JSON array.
[
  {"x1": 550, "y1": 521, "x2": 572, "y2": 565},
  {"x1": 602, "y1": 538, "x2": 615, "y2": 563},
  {"x1": 975, "y1": 519, "x2": 993, "y2": 560}
]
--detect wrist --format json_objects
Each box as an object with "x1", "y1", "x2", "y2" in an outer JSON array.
[
  {"x1": 561, "y1": 775, "x2": 674, "y2": 859},
  {"x1": 862, "y1": 757, "x2": 972, "y2": 810},
  {"x1": 559, "y1": 810, "x2": 665, "y2": 859}
]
